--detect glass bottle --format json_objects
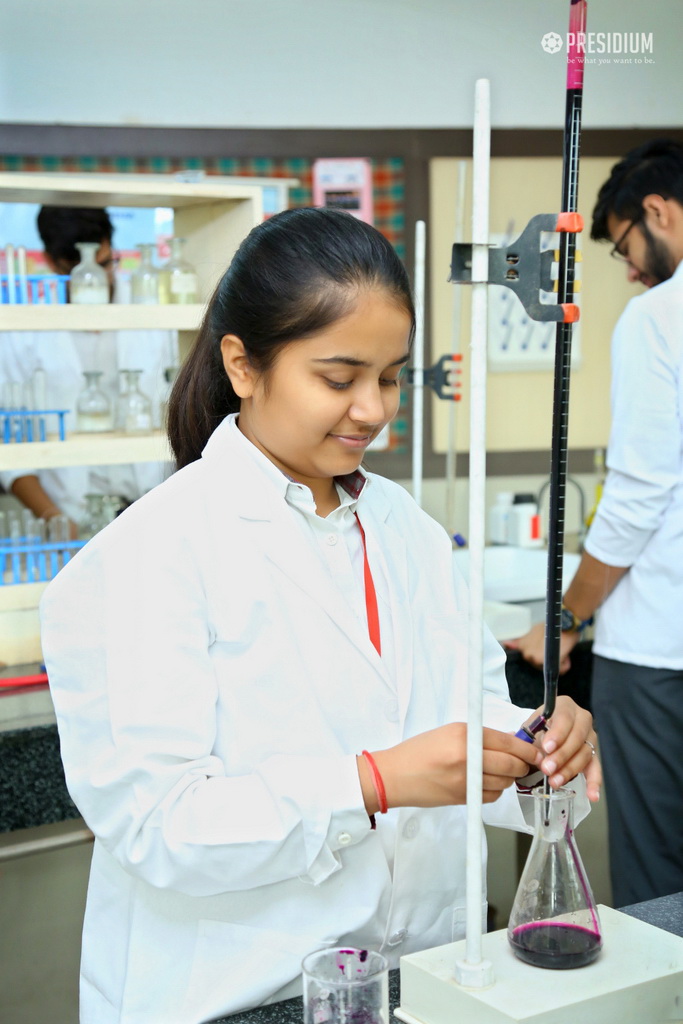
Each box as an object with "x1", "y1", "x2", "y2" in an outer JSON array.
[
  {"x1": 80, "y1": 494, "x2": 108, "y2": 540},
  {"x1": 131, "y1": 244, "x2": 160, "y2": 304},
  {"x1": 76, "y1": 371, "x2": 114, "y2": 432},
  {"x1": 70, "y1": 242, "x2": 109, "y2": 304},
  {"x1": 508, "y1": 788, "x2": 602, "y2": 969},
  {"x1": 160, "y1": 365, "x2": 179, "y2": 428},
  {"x1": 121, "y1": 369, "x2": 153, "y2": 434},
  {"x1": 158, "y1": 237, "x2": 198, "y2": 304}
]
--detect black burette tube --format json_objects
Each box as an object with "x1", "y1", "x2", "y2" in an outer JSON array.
[{"x1": 543, "y1": 0, "x2": 587, "y2": 726}]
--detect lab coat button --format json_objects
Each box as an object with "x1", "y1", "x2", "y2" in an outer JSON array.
[
  {"x1": 384, "y1": 698, "x2": 399, "y2": 722},
  {"x1": 337, "y1": 831, "x2": 352, "y2": 846},
  {"x1": 388, "y1": 929, "x2": 407, "y2": 946},
  {"x1": 402, "y1": 816, "x2": 419, "y2": 839},
  {"x1": 327, "y1": 534, "x2": 338, "y2": 546}
]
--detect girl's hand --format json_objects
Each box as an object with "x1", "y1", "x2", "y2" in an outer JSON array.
[
  {"x1": 526, "y1": 695, "x2": 602, "y2": 802},
  {"x1": 357, "y1": 724, "x2": 540, "y2": 813}
]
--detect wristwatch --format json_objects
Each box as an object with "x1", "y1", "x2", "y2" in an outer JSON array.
[{"x1": 560, "y1": 603, "x2": 594, "y2": 634}]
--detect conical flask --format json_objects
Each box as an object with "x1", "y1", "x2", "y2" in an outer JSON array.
[{"x1": 508, "y1": 787, "x2": 602, "y2": 969}]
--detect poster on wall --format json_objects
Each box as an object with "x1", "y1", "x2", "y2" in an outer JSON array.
[{"x1": 312, "y1": 158, "x2": 373, "y2": 224}]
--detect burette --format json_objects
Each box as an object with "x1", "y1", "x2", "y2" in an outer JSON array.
[{"x1": 521, "y1": 0, "x2": 587, "y2": 786}]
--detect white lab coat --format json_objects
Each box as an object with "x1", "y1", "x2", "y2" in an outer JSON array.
[{"x1": 41, "y1": 415, "x2": 535, "y2": 1024}]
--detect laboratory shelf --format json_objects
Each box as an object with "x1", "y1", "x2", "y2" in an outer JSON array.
[
  {"x1": 0, "y1": 304, "x2": 204, "y2": 332},
  {"x1": 0, "y1": 582, "x2": 47, "y2": 612},
  {"x1": 1, "y1": 430, "x2": 173, "y2": 471}
]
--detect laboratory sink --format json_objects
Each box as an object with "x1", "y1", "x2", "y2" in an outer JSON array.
[{"x1": 453, "y1": 545, "x2": 581, "y2": 612}]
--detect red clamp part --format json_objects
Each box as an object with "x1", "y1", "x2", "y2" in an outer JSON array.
[
  {"x1": 556, "y1": 212, "x2": 584, "y2": 233},
  {"x1": 561, "y1": 303, "x2": 581, "y2": 324}
]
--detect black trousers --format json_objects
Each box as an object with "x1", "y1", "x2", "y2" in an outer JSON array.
[{"x1": 591, "y1": 654, "x2": 683, "y2": 907}]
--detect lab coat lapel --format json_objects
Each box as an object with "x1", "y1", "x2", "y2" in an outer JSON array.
[
  {"x1": 203, "y1": 418, "x2": 395, "y2": 686},
  {"x1": 362, "y1": 498, "x2": 414, "y2": 724},
  {"x1": 251, "y1": 503, "x2": 400, "y2": 687}
]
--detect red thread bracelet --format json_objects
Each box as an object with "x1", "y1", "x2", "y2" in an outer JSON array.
[{"x1": 362, "y1": 750, "x2": 388, "y2": 815}]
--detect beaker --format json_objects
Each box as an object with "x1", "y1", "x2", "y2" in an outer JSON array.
[
  {"x1": 158, "y1": 237, "x2": 198, "y2": 304},
  {"x1": 131, "y1": 243, "x2": 160, "y2": 304},
  {"x1": 302, "y1": 947, "x2": 389, "y2": 1024},
  {"x1": 76, "y1": 372, "x2": 114, "y2": 432},
  {"x1": 508, "y1": 788, "x2": 602, "y2": 969},
  {"x1": 70, "y1": 242, "x2": 109, "y2": 304},
  {"x1": 121, "y1": 369, "x2": 153, "y2": 433}
]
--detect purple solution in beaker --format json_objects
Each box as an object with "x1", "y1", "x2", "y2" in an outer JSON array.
[{"x1": 510, "y1": 921, "x2": 601, "y2": 969}]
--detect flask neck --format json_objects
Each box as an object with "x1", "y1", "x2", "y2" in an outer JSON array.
[{"x1": 532, "y1": 788, "x2": 575, "y2": 841}]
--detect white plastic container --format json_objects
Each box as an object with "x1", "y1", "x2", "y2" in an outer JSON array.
[
  {"x1": 489, "y1": 491, "x2": 513, "y2": 545},
  {"x1": 507, "y1": 494, "x2": 542, "y2": 548}
]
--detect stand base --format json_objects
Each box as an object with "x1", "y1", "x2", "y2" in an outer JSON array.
[{"x1": 395, "y1": 906, "x2": 683, "y2": 1024}]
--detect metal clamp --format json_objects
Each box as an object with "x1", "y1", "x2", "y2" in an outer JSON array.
[
  {"x1": 450, "y1": 212, "x2": 583, "y2": 324},
  {"x1": 408, "y1": 353, "x2": 462, "y2": 401}
]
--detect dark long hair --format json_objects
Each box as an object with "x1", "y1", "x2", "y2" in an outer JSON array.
[{"x1": 167, "y1": 207, "x2": 415, "y2": 469}]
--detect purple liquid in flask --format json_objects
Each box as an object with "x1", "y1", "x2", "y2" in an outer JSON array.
[{"x1": 507, "y1": 788, "x2": 602, "y2": 969}]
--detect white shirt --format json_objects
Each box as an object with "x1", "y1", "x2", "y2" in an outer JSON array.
[
  {"x1": 40, "y1": 414, "x2": 539, "y2": 1024},
  {"x1": 231, "y1": 424, "x2": 397, "y2": 692},
  {"x1": 0, "y1": 329, "x2": 177, "y2": 525},
  {"x1": 584, "y1": 260, "x2": 683, "y2": 668}
]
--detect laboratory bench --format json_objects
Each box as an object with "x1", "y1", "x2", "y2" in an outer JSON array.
[{"x1": 213, "y1": 893, "x2": 683, "y2": 1023}]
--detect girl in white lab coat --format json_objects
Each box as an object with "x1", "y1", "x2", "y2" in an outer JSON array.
[{"x1": 40, "y1": 208, "x2": 600, "y2": 1024}]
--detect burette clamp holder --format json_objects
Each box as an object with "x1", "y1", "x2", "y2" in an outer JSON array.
[
  {"x1": 450, "y1": 212, "x2": 583, "y2": 325},
  {"x1": 407, "y1": 353, "x2": 462, "y2": 401}
]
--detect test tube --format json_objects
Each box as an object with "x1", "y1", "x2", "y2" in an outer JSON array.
[
  {"x1": 5, "y1": 245, "x2": 16, "y2": 304},
  {"x1": 16, "y1": 246, "x2": 28, "y2": 304},
  {"x1": 33, "y1": 364, "x2": 47, "y2": 440},
  {"x1": 36, "y1": 517, "x2": 48, "y2": 581},
  {"x1": 21, "y1": 509, "x2": 37, "y2": 582},
  {"x1": 8, "y1": 510, "x2": 21, "y2": 583},
  {"x1": 48, "y1": 514, "x2": 69, "y2": 576}
]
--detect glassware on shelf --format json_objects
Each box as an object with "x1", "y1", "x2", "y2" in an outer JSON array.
[
  {"x1": 158, "y1": 237, "x2": 198, "y2": 304},
  {"x1": 508, "y1": 787, "x2": 602, "y2": 970},
  {"x1": 131, "y1": 243, "x2": 160, "y2": 305},
  {"x1": 69, "y1": 242, "x2": 109, "y2": 304},
  {"x1": 120, "y1": 369, "x2": 153, "y2": 433},
  {"x1": 76, "y1": 371, "x2": 114, "y2": 433},
  {"x1": 80, "y1": 494, "x2": 108, "y2": 540},
  {"x1": 160, "y1": 365, "x2": 179, "y2": 428},
  {"x1": 80, "y1": 494, "x2": 124, "y2": 541}
]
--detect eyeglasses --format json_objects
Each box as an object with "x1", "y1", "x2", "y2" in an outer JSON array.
[{"x1": 610, "y1": 215, "x2": 642, "y2": 264}]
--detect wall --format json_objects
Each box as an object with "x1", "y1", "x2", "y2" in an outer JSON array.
[
  {"x1": 429, "y1": 155, "x2": 640, "y2": 460},
  {"x1": 0, "y1": 0, "x2": 679, "y2": 129}
]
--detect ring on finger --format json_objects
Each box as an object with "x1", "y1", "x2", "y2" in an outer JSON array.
[{"x1": 585, "y1": 739, "x2": 596, "y2": 758}]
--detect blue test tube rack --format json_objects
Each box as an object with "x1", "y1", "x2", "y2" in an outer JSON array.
[
  {"x1": 0, "y1": 274, "x2": 69, "y2": 304},
  {"x1": 0, "y1": 535, "x2": 86, "y2": 586},
  {"x1": 0, "y1": 408, "x2": 69, "y2": 443}
]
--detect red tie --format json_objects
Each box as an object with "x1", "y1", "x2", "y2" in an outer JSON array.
[{"x1": 354, "y1": 513, "x2": 381, "y2": 657}]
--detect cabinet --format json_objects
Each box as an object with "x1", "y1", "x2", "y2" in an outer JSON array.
[{"x1": 0, "y1": 172, "x2": 264, "y2": 654}]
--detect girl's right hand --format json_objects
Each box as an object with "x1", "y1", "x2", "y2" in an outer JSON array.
[{"x1": 357, "y1": 724, "x2": 541, "y2": 813}]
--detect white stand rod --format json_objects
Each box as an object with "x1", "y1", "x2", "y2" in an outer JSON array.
[
  {"x1": 454, "y1": 78, "x2": 492, "y2": 989},
  {"x1": 411, "y1": 220, "x2": 426, "y2": 508},
  {"x1": 445, "y1": 160, "x2": 468, "y2": 536}
]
